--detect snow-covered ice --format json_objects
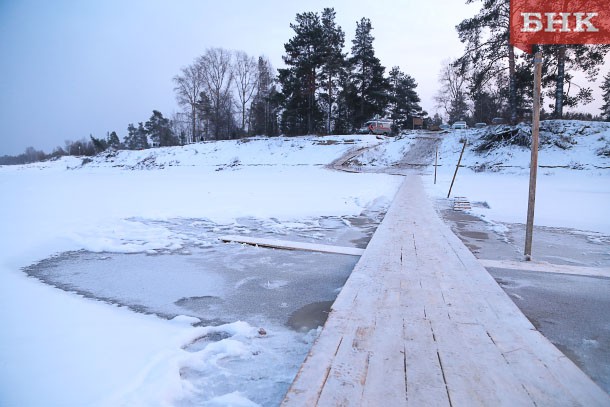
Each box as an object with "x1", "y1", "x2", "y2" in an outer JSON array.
[
  {"x1": 0, "y1": 136, "x2": 401, "y2": 406},
  {"x1": 1, "y1": 123, "x2": 608, "y2": 406}
]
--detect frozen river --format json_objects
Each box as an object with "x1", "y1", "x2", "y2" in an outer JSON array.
[{"x1": 23, "y1": 213, "x2": 383, "y2": 405}]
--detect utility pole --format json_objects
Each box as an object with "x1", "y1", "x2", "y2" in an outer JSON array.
[{"x1": 524, "y1": 51, "x2": 543, "y2": 261}]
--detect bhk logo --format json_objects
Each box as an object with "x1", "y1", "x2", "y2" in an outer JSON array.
[{"x1": 510, "y1": 0, "x2": 610, "y2": 53}]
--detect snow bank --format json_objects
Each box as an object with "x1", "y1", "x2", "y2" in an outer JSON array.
[{"x1": 431, "y1": 121, "x2": 610, "y2": 234}]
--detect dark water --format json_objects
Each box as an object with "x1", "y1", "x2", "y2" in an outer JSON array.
[{"x1": 23, "y1": 214, "x2": 383, "y2": 330}]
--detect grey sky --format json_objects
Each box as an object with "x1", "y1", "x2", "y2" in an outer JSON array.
[{"x1": 0, "y1": 0, "x2": 607, "y2": 155}]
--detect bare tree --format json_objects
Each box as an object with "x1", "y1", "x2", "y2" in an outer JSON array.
[
  {"x1": 199, "y1": 48, "x2": 234, "y2": 139},
  {"x1": 173, "y1": 62, "x2": 203, "y2": 143},
  {"x1": 435, "y1": 59, "x2": 470, "y2": 123},
  {"x1": 233, "y1": 51, "x2": 258, "y2": 135}
]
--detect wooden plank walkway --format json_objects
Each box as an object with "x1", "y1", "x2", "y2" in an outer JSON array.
[{"x1": 282, "y1": 175, "x2": 609, "y2": 406}]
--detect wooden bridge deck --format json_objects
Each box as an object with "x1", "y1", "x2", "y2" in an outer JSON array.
[{"x1": 282, "y1": 175, "x2": 609, "y2": 406}]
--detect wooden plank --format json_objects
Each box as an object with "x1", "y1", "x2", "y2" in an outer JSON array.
[
  {"x1": 421, "y1": 194, "x2": 606, "y2": 405},
  {"x1": 219, "y1": 235, "x2": 365, "y2": 256},
  {"x1": 360, "y1": 287, "x2": 407, "y2": 406},
  {"x1": 402, "y1": 312, "x2": 451, "y2": 406},
  {"x1": 479, "y1": 259, "x2": 610, "y2": 278}
]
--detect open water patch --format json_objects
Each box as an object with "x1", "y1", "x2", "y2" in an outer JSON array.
[{"x1": 22, "y1": 212, "x2": 383, "y2": 329}]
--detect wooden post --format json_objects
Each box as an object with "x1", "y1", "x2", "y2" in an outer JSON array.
[
  {"x1": 447, "y1": 139, "x2": 466, "y2": 199},
  {"x1": 434, "y1": 144, "x2": 438, "y2": 185},
  {"x1": 524, "y1": 51, "x2": 543, "y2": 261}
]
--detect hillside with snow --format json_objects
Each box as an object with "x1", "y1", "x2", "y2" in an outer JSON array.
[{"x1": 350, "y1": 120, "x2": 610, "y2": 235}]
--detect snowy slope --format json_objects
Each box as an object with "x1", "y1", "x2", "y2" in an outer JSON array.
[{"x1": 351, "y1": 121, "x2": 610, "y2": 234}]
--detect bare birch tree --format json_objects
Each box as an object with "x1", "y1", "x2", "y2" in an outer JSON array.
[
  {"x1": 233, "y1": 51, "x2": 258, "y2": 135},
  {"x1": 199, "y1": 48, "x2": 234, "y2": 139},
  {"x1": 173, "y1": 63, "x2": 203, "y2": 143},
  {"x1": 435, "y1": 59, "x2": 470, "y2": 123}
]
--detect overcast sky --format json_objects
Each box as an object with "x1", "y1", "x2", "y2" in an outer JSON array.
[{"x1": 0, "y1": 0, "x2": 608, "y2": 156}]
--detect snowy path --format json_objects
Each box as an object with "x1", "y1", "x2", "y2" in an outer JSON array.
[{"x1": 282, "y1": 175, "x2": 609, "y2": 406}]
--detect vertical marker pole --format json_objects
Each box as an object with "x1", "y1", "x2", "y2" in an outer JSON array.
[
  {"x1": 524, "y1": 51, "x2": 543, "y2": 261},
  {"x1": 447, "y1": 139, "x2": 466, "y2": 199},
  {"x1": 434, "y1": 144, "x2": 438, "y2": 185}
]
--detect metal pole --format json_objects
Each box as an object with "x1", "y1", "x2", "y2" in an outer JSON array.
[
  {"x1": 524, "y1": 51, "x2": 543, "y2": 261},
  {"x1": 447, "y1": 139, "x2": 467, "y2": 199}
]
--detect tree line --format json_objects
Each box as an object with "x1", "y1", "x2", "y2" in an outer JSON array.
[
  {"x1": 435, "y1": 0, "x2": 610, "y2": 125},
  {"x1": 2, "y1": 7, "x2": 425, "y2": 165},
  {"x1": 174, "y1": 8, "x2": 424, "y2": 141},
  {"x1": 277, "y1": 9, "x2": 423, "y2": 135},
  {"x1": 6, "y1": 4, "x2": 610, "y2": 165}
]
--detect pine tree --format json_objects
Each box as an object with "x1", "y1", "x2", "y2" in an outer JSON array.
[
  {"x1": 107, "y1": 131, "x2": 122, "y2": 150},
  {"x1": 90, "y1": 134, "x2": 108, "y2": 153},
  {"x1": 387, "y1": 66, "x2": 423, "y2": 132},
  {"x1": 319, "y1": 8, "x2": 347, "y2": 134},
  {"x1": 601, "y1": 71, "x2": 610, "y2": 121},
  {"x1": 456, "y1": 0, "x2": 518, "y2": 122},
  {"x1": 349, "y1": 18, "x2": 390, "y2": 129},
  {"x1": 279, "y1": 11, "x2": 325, "y2": 135},
  {"x1": 542, "y1": 44, "x2": 610, "y2": 118},
  {"x1": 124, "y1": 123, "x2": 149, "y2": 150},
  {"x1": 145, "y1": 110, "x2": 179, "y2": 147},
  {"x1": 457, "y1": 0, "x2": 610, "y2": 120},
  {"x1": 333, "y1": 67, "x2": 358, "y2": 134}
]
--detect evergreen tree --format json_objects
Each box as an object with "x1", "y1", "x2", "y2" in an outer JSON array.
[
  {"x1": 107, "y1": 131, "x2": 122, "y2": 150},
  {"x1": 124, "y1": 123, "x2": 149, "y2": 150},
  {"x1": 349, "y1": 18, "x2": 390, "y2": 128},
  {"x1": 279, "y1": 11, "x2": 326, "y2": 135},
  {"x1": 318, "y1": 8, "x2": 347, "y2": 134},
  {"x1": 431, "y1": 113, "x2": 443, "y2": 126},
  {"x1": 196, "y1": 92, "x2": 212, "y2": 140},
  {"x1": 145, "y1": 110, "x2": 179, "y2": 147},
  {"x1": 601, "y1": 71, "x2": 610, "y2": 121},
  {"x1": 90, "y1": 134, "x2": 108, "y2": 153},
  {"x1": 387, "y1": 66, "x2": 423, "y2": 132},
  {"x1": 333, "y1": 67, "x2": 358, "y2": 134},
  {"x1": 456, "y1": 0, "x2": 518, "y2": 122},
  {"x1": 457, "y1": 0, "x2": 609, "y2": 120},
  {"x1": 541, "y1": 44, "x2": 609, "y2": 118}
]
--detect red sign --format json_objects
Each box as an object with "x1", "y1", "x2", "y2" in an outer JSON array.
[{"x1": 510, "y1": 0, "x2": 610, "y2": 53}]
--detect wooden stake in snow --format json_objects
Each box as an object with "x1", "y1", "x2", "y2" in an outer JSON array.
[
  {"x1": 434, "y1": 144, "x2": 438, "y2": 184},
  {"x1": 447, "y1": 139, "x2": 467, "y2": 198},
  {"x1": 525, "y1": 51, "x2": 543, "y2": 261}
]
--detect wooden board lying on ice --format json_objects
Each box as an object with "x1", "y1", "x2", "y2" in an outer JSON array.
[
  {"x1": 219, "y1": 235, "x2": 365, "y2": 256},
  {"x1": 479, "y1": 258, "x2": 610, "y2": 278}
]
